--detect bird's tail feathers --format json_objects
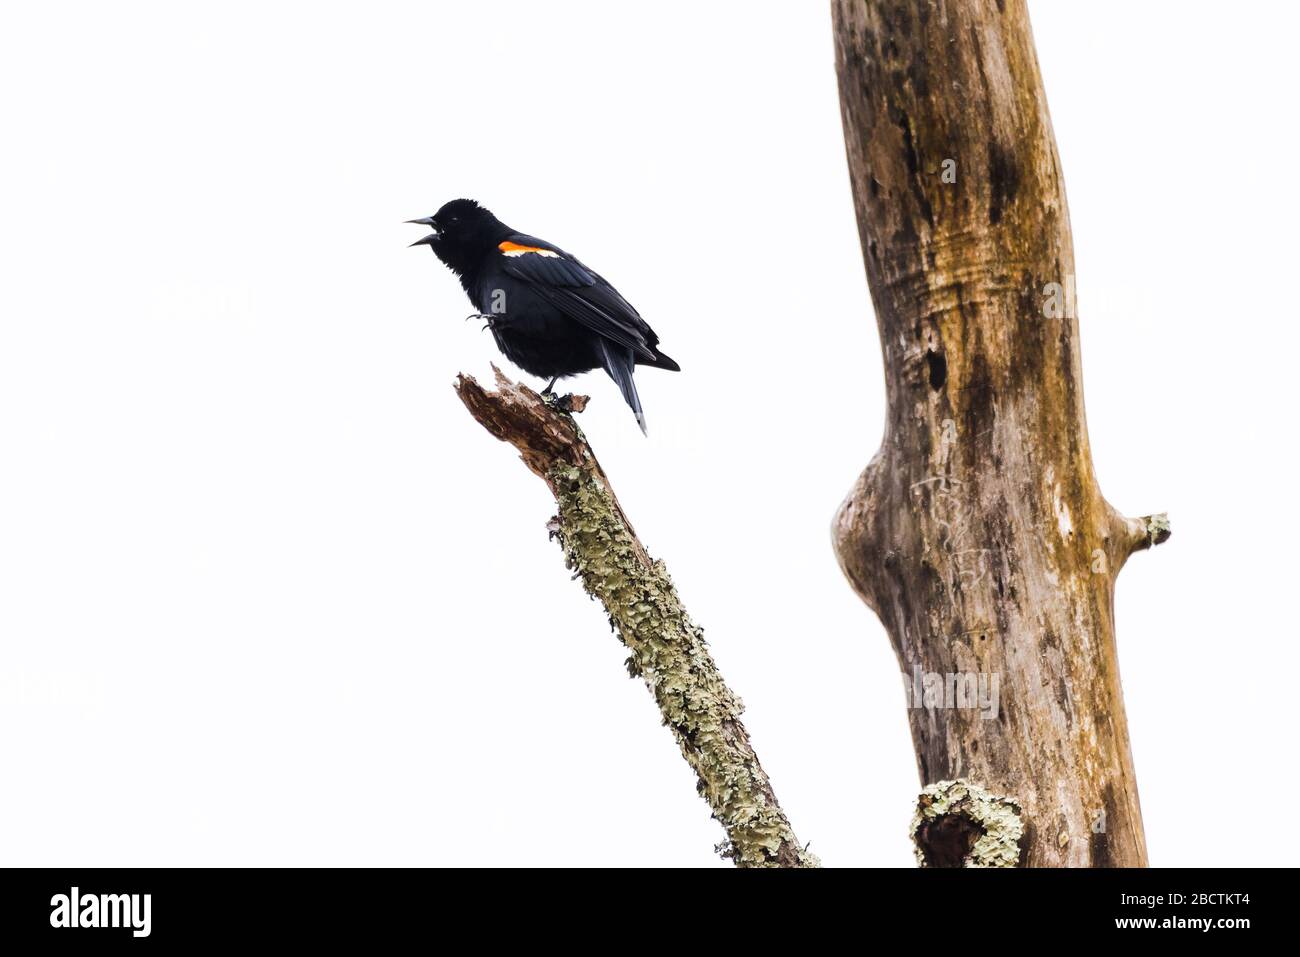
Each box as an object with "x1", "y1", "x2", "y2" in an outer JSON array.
[
  {"x1": 599, "y1": 340, "x2": 648, "y2": 435},
  {"x1": 640, "y1": 348, "x2": 680, "y2": 372}
]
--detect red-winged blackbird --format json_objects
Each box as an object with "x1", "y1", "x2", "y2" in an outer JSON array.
[{"x1": 408, "y1": 199, "x2": 679, "y2": 434}]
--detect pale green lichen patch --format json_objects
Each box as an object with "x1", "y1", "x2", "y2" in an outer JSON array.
[
  {"x1": 1145, "y1": 513, "x2": 1171, "y2": 547},
  {"x1": 911, "y1": 779, "x2": 1024, "y2": 868},
  {"x1": 547, "y1": 462, "x2": 817, "y2": 868}
]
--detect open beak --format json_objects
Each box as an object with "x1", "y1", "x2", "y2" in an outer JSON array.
[{"x1": 406, "y1": 216, "x2": 439, "y2": 247}]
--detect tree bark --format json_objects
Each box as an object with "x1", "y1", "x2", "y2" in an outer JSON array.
[
  {"x1": 455, "y1": 367, "x2": 817, "y2": 868},
  {"x1": 830, "y1": 0, "x2": 1167, "y2": 866}
]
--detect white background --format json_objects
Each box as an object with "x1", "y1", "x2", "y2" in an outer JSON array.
[{"x1": 1, "y1": 1, "x2": 1295, "y2": 867}]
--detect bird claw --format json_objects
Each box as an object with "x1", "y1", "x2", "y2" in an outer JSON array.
[
  {"x1": 543, "y1": 391, "x2": 589, "y2": 414},
  {"x1": 466, "y1": 312, "x2": 506, "y2": 332}
]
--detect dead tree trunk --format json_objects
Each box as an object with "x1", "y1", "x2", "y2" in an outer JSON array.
[
  {"x1": 456, "y1": 368, "x2": 817, "y2": 868},
  {"x1": 830, "y1": 0, "x2": 1168, "y2": 866}
]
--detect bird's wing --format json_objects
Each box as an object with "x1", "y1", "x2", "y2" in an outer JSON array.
[{"x1": 497, "y1": 234, "x2": 659, "y2": 362}]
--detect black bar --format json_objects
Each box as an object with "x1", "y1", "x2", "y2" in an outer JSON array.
[{"x1": 0, "y1": 866, "x2": 1280, "y2": 945}]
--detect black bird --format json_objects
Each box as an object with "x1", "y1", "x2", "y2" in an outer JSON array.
[{"x1": 408, "y1": 199, "x2": 679, "y2": 434}]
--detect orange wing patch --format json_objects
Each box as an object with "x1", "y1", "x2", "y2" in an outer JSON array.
[{"x1": 499, "y1": 241, "x2": 560, "y2": 258}]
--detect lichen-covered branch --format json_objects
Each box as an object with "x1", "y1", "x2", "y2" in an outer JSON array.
[
  {"x1": 911, "y1": 780, "x2": 1026, "y2": 868},
  {"x1": 455, "y1": 366, "x2": 817, "y2": 868}
]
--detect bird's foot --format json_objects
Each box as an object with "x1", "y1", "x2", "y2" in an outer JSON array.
[
  {"x1": 543, "y1": 391, "x2": 590, "y2": 415},
  {"x1": 465, "y1": 312, "x2": 505, "y2": 331}
]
